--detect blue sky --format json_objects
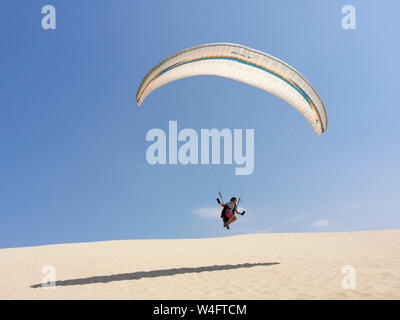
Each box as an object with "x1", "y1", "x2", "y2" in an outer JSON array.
[{"x1": 1, "y1": 1, "x2": 399, "y2": 248}]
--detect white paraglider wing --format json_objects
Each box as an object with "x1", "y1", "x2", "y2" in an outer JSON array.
[{"x1": 136, "y1": 43, "x2": 327, "y2": 135}]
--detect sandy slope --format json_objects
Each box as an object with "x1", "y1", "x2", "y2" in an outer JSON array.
[{"x1": 0, "y1": 230, "x2": 399, "y2": 299}]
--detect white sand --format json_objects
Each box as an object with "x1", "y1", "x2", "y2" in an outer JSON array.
[{"x1": 0, "y1": 230, "x2": 399, "y2": 299}]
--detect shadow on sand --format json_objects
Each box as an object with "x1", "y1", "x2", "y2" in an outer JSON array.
[{"x1": 31, "y1": 262, "x2": 279, "y2": 288}]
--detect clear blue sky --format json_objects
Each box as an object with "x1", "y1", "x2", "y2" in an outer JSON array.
[{"x1": 1, "y1": 1, "x2": 399, "y2": 248}]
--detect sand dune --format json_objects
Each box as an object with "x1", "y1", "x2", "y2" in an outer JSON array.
[{"x1": 1, "y1": 230, "x2": 399, "y2": 299}]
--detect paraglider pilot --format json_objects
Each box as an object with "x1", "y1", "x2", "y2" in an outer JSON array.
[{"x1": 217, "y1": 197, "x2": 245, "y2": 230}]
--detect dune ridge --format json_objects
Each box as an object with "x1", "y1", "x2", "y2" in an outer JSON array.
[{"x1": 1, "y1": 230, "x2": 399, "y2": 299}]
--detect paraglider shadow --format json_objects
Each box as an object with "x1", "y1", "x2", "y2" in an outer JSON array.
[{"x1": 30, "y1": 262, "x2": 279, "y2": 288}]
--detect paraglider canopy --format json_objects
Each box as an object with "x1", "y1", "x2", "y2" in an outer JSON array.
[{"x1": 136, "y1": 43, "x2": 327, "y2": 135}]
